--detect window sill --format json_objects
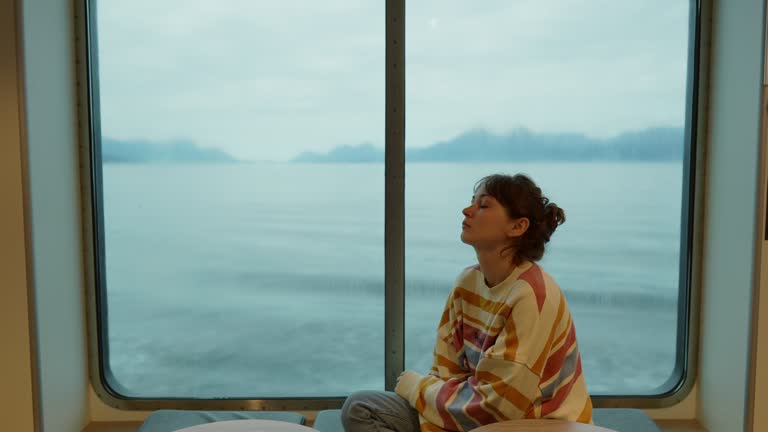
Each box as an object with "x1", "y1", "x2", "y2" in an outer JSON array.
[
  {"x1": 82, "y1": 421, "x2": 142, "y2": 432},
  {"x1": 655, "y1": 420, "x2": 708, "y2": 432}
]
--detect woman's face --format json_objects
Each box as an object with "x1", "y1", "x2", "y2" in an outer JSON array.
[{"x1": 460, "y1": 183, "x2": 527, "y2": 250}]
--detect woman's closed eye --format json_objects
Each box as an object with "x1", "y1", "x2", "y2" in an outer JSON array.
[{"x1": 470, "y1": 193, "x2": 492, "y2": 208}]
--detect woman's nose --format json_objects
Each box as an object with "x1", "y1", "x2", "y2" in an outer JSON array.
[{"x1": 462, "y1": 205, "x2": 472, "y2": 217}]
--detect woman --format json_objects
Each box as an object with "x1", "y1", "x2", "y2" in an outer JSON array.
[{"x1": 342, "y1": 174, "x2": 592, "y2": 432}]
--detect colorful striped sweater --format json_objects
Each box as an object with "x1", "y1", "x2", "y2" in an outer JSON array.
[{"x1": 395, "y1": 261, "x2": 592, "y2": 432}]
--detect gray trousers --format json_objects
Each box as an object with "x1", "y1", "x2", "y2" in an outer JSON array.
[{"x1": 341, "y1": 391, "x2": 422, "y2": 432}]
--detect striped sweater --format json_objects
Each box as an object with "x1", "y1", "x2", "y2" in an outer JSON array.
[{"x1": 395, "y1": 261, "x2": 592, "y2": 432}]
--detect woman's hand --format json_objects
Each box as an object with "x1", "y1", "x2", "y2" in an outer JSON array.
[{"x1": 394, "y1": 370, "x2": 421, "y2": 399}]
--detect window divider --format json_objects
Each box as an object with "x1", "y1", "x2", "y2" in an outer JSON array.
[{"x1": 384, "y1": 0, "x2": 406, "y2": 392}]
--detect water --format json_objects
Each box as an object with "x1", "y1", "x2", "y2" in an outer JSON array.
[{"x1": 102, "y1": 162, "x2": 682, "y2": 398}]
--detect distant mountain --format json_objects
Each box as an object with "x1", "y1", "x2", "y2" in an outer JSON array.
[
  {"x1": 293, "y1": 143, "x2": 383, "y2": 163},
  {"x1": 102, "y1": 137, "x2": 237, "y2": 163},
  {"x1": 290, "y1": 127, "x2": 685, "y2": 163}
]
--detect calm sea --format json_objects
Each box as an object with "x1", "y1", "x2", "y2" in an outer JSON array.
[{"x1": 102, "y1": 162, "x2": 682, "y2": 397}]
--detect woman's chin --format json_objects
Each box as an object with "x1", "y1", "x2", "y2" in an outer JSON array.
[{"x1": 460, "y1": 232, "x2": 473, "y2": 245}]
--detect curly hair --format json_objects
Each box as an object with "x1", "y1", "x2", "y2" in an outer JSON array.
[{"x1": 475, "y1": 173, "x2": 565, "y2": 265}]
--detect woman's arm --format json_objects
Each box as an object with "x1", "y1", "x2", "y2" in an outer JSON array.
[
  {"x1": 395, "y1": 290, "x2": 555, "y2": 432},
  {"x1": 427, "y1": 288, "x2": 471, "y2": 379}
]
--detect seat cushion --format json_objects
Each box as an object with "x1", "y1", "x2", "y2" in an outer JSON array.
[
  {"x1": 314, "y1": 409, "x2": 343, "y2": 432},
  {"x1": 593, "y1": 408, "x2": 662, "y2": 432},
  {"x1": 313, "y1": 408, "x2": 661, "y2": 432},
  {"x1": 138, "y1": 410, "x2": 306, "y2": 432}
]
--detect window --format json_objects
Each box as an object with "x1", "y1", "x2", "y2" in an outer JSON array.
[
  {"x1": 403, "y1": 2, "x2": 694, "y2": 395},
  {"x1": 90, "y1": 0, "x2": 385, "y2": 398},
  {"x1": 86, "y1": 0, "x2": 698, "y2": 400}
]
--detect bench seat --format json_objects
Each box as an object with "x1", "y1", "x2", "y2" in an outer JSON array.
[
  {"x1": 313, "y1": 408, "x2": 661, "y2": 432},
  {"x1": 137, "y1": 410, "x2": 306, "y2": 432}
]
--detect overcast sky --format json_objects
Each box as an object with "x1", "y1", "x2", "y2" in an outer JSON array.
[{"x1": 97, "y1": 1, "x2": 690, "y2": 161}]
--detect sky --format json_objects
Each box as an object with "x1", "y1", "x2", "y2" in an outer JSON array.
[{"x1": 96, "y1": 0, "x2": 691, "y2": 161}]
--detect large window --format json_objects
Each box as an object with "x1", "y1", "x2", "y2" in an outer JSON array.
[
  {"x1": 91, "y1": 0, "x2": 385, "y2": 398},
  {"x1": 403, "y1": 2, "x2": 693, "y2": 395},
  {"x1": 86, "y1": 0, "x2": 698, "y2": 400}
]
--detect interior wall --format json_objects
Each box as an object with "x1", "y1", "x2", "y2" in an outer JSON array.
[
  {"x1": 0, "y1": 0, "x2": 37, "y2": 430},
  {"x1": 697, "y1": 0, "x2": 766, "y2": 431},
  {"x1": 20, "y1": 0, "x2": 90, "y2": 430}
]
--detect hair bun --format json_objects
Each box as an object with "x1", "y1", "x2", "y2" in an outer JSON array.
[{"x1": 543, "y1": 203, "x2": 565, "y2": 236}]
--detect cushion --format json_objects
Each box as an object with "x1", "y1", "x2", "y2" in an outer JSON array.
[
  {"x1": 593, "y1": 408, "x2": 662, "y2": 432},
  {"x1": 137, "y1": 410, "x2": 306, "y2": 432},
  {"x1": 314, "y1": 409, "x2": 344, "y2": 432},
  {"x1": 313, "y1": 408, "x2": 662, "y2": 432}
]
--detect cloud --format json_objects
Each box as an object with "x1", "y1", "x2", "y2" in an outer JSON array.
[{"x1": 96, "y1": 0, "x2": 689, "y2": 161}]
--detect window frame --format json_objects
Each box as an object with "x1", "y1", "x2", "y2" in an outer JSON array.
[{"x1": 78, "y1": 0, "x2": 705, "y2": 409}]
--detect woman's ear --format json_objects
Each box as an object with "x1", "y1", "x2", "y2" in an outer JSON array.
[{"x1": 507, "y1": 217, "x2": 530, "y2": 238}]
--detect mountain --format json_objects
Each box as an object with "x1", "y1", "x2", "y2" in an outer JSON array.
[
  {"x1": 293, "y1": 143, "x2": 383, "y2": 163},
  {"x1": 290, "y1": 127, "x2": 685, "y2": 163},
  {"x1": 102, "y1": 138, "x2": 237, "y2": 163},
  {"x1": 608, "y1": 128, "x2": 686, "y2": 160}
]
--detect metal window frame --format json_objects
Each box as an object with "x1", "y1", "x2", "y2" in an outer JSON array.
[
  {"x1": 76, "y1": 0, "x2": 705, "y2": 410},
  {"x1": 591, "y1": 0, "x2": 705, "y2": 407}
]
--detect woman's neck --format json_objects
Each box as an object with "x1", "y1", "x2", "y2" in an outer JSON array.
[{"x1": 475, "y1": 247, "x2": 517, "y2": 288}]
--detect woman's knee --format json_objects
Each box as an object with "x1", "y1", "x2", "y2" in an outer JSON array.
[
  {"x1": 341, "y1": 390, "x2": 381, "y2": 423},
  {"x1": 341, "y1": 390, "x2": 418, "y2": 432}
]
